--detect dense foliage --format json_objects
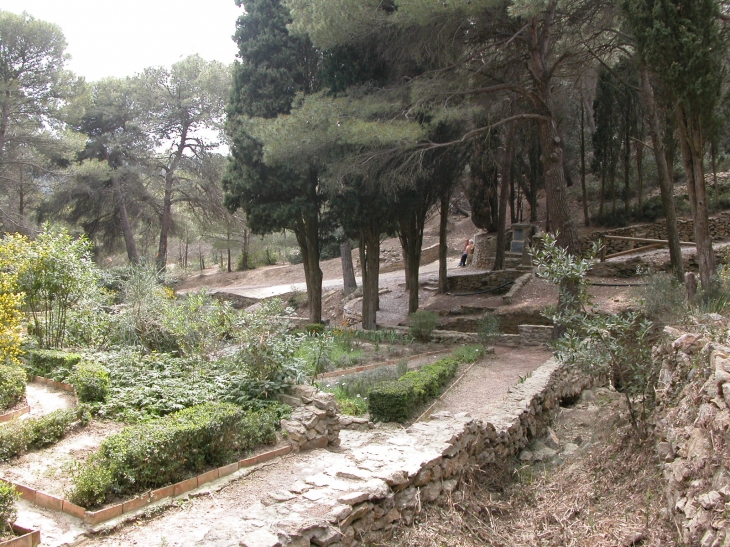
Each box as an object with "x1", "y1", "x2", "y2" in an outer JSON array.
[
  {"x1": 68, "y1": 402, "x2": 278, "y2": 508},
  {"x1": 367, "y1": 358, "x2": 460, "y2": 423},
  {"x1": 535, "y1": 234, "x2": 659, "y2": 435},
  {"x1": 69, "y1": 361, "x2": 110, "y2": 403},
  {"x1": 24, "y1": 350, "x2": 82, "y2": 381},
  {"x1": 0, "y1": 365, "x2": 25, "y2": 411},
  {"x1": 0, "y1": 482, "x2": 18, "y2": 537},
  {"x1": 0, "y1": 408, "x2": 87, "y2": 461}
]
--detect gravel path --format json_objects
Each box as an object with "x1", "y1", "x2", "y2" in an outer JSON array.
[{"x1": 428, "y1": 345, "x2": 552, "y2": 421}]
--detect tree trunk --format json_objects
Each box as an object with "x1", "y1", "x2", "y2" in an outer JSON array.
[
  {"x1": 227, "y1": 229, "x2": 232, "y2": 273},
  {"x1": 18, "y1": 165, "x2": 24, "y2": 221},
  {"x1": 527, "y1": 4, "x2": 580, "y2": 255},
  {"x1": 623, "y1": 102, "x2": 631, "y2": 215},
  {"x1": 438, "y1": 191, "x2": 450, "y2": 294},
  {"x1": 536, "y1": 118, "x2": 579, "y2": 253},
  {"x1": 399, "y1": 234, "x2": 410, "y2": 291},
  {"x1": 340, "y1": 237, "x2": 357, "y2": 295},
  {"x1": 291, "y1": 173, "x2": 323, "y2": 323},
  {"x1": 242, "y1": 228, "x2": 250, "y2": 271},
  {"x1": 676, "y1": 104, "x2": 715, "y2": 289},
  {"x1": 711, "y1": 141, "x2": 718, "y2": 200},
  {"x1": 599, "y1": 152, "x2": 606, "y2": 217},
  {"x1": 360, "y1": 223, "x2": 380, "y2": 330},
  {"x1": 580, "y1": 102, "x2": 589, "y2": 227},
  {"x1": 111, "y1": 174, "x2": 140, "y2": 264},
  {"x1": 494, "y1": 122, "x2": 515, "y2": 271},
  {"x1": 398, "y1": 213, "x2": 425, "y2": 314},
  {"x1": 635, "y1": 136, "x2": 644, "y2": 218},
  {"x1": 639, "y1": 67, "x2": 684, "y2": 282},
  {"x1": 156, "y1": 125, "x2": 189, "y2": 272}
]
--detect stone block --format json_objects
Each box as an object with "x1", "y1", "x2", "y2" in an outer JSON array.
[{"x1": 240, "y1": 529, "x2": 282, "y2": 547}]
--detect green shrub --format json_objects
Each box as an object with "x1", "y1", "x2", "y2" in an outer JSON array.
[
  {"x1": 452, "y1": 345, "x2": 486, "y2": 363},
  {"x1": 633, "y1": 272, "x2": 687, "y2": 324},
  {"x1": 0, "y1": 408, "x2": 80, "y2": 461},
  {"x1": 304, "y1": 323, "x2": 325, "y2": 335},
  {"x1": 0, "y1": 481, "x2": 18, "y2": 536},
  {"x1": 367, "y1": 379, "x2": 415, "y2": 423},
  {"x1": 321, "y1": 360, "x2": 409, "y2": 417},
  {"x1": 25, "y1": 349, "x2": 81, "y2": 381},
  {"x1": 477, "y1": 314, "x2": 501, "y2": 344},
  {"x1": 70, "y1": 361, "x2": 110, "y2": 403},
  {"x1": 13, "y1": 228, "x2": 101, "y2": 349},
  {"x1": 0, "y1": 365, "x2": 25, "y2": 411},
  {"x1": 407, "y1": 311, "x2": 439, "y2": 342},
  {"x1": 367, "y1": 356, "x2": 460, "y2": 422},
  {"x1": 68, "y1": 402, "x2": 278, "y2": 508}
]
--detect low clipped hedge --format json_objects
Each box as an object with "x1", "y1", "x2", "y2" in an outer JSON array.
[
  {"x1": 0, "y1": 481, "x2": 18, "y2": 536},
  {"x1": 367, "y1": 357, "x2": 460, "y2": 423},
  {"x1": 25, "y1": 349, "x2": 81, "y2": 381},
  {"x1": 0, "y1": 408, "x2": 84, "y2": 461},
  {"x1": 70, "y1": 361, "x2": 110, "y2": 403},
  {"x1": 69, "y1": 402, "x2": 278, "y2": 508},
  {"x1": 0, "y1": 365, "x2": 26, "y2": 411}
]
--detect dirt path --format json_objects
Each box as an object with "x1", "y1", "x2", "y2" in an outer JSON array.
[
  {"x1": 430, "y1": 346, "x2": 553, "y2": 421},
  {"x1": 0, "y1": 421, "x2": 125, "y2": 498},
  {"x1": 23, "y1": 383, "x2": 76, "y2": 417}
]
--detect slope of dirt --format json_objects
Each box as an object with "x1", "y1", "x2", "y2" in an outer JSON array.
[{"x1": 392, "y1": 388, "x2": 677, "y2": 547}]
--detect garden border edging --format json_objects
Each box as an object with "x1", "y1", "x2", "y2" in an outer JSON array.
[
  {"x1": 0, "y1": 445, "x2": 292, "y2": 525},
  {"x1": 0, "y1": 525, "x2": 40, "y2": 547}
]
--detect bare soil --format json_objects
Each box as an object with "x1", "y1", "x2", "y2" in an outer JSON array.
[
  {"x1": 24, "y1": 383, "x2": 76, "y2": 417},
  {"x1": 393, "y1": 389, "x2": 677, "y2": 547}
]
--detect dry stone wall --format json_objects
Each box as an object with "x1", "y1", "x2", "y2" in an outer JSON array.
[
  {"x1": 653, "y1": 323, "x2": 730, "y2": 547},
  {"x1": 243, "y1": 358, "x2": 595, "y2": 547},
  {"x1": 446, "y1": 269, "x2": 523, "y2": 293},
  {"x1": 580, "y1": 211, "x2": 730, "y2": 256},
  {"x1": 279, "y1": 386, "x2": 342, "y2": 452},
  {"x1": 353, "y1": 243, "x2": 442, "y2": 275}
]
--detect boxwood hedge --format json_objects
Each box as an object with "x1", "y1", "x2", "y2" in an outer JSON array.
[
  {"x1": 0, "y1": 407, "x2": 84, "y2": 461},
  {"x1": 367, "y1": 346, "x2": 484, "y2": 423},
  {"x1": 367, "y1": 357, "x2": 460, "y2": 423},
  {"x1": 25, "y1": 349, "x2": 81, "y2": 381},
  {"x1": 69, "y1": 401, "x2": 278, "y2": 508},
  {"x1": 0, "y1": 365, "x2": 25, "y2": 411},
  {"x1": 70, "y1": 361, "x2": 110, "y2": 403}
]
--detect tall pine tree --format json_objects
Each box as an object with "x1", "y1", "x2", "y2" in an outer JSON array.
[{"x1": 223, "y1": 0, "x2": 326, "y2": 322}]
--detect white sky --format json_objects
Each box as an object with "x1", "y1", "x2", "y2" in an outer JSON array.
[{"x1": 2, "y1": 0, "x2": 243, "y2": 81}]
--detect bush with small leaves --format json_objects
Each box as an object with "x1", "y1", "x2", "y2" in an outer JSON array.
[
  {"x1": 407, "y1": 311, "x2": 439, "y2": 342},
  {"x1": 0, "y1": 365, "x2": 25, "y2": 411},
  {"x1": 367, "y1": 355, "x2": 461, "y2": 422},
  {"x1": 0, "y1": 408, "x2": 81, "y2": 461},
  {"x1": 25, "y1": 349, "x2": 81, "y2": 382},
  {"x1": 70, "y1": 361, "x2": 110, "y2": 403},
  {"x1": 68, "y1": 402, "x2": 278, "y2": 508},
  {"x1": 0, "y1": 481, "x2": 18, "y2": 537}
]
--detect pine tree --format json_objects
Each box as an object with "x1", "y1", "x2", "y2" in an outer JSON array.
[{"x1": 223, "y1": 0, "x2": 326, "y2": 322}]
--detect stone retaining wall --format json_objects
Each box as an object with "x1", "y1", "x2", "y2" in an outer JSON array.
[
  {"x1": 279, "y1": 386, "x2": 342, "y2": 452},
  {"x1": 242, "y1": 357, "x2": 596, "y2": 547},
  {"x1": 517, "y1": 325, "x2": 554, "y2": 345},
  {"x1": 446, "y1": 269, "x2": 523, "y2": 293},
  {"x1": 355, "y1": 243, "x2": 442, "y2": 275},
  {"x1": 580, "y1": 211, "x2": 730, "y2": 255},
  {"x1": 653, "y1": 325, "x2": 730, "y2": 547}
]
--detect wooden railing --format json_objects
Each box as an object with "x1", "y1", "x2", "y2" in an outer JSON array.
[{"x1": 599, "y1": 235, "x2": 695, "y2": 261}]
